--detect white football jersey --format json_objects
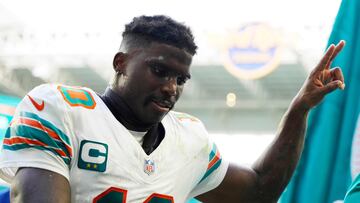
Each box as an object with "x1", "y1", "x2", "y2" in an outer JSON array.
[{"x1": 0, "y1": 84, "x2": 228, "y2": 203}]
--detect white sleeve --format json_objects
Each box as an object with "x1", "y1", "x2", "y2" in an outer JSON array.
[
  {"x1": 0, "y1": 84, "x2": 74, "y2": 182},
  {"x1": 188, "y1": 136, "x2": 229, "y2": 198}
]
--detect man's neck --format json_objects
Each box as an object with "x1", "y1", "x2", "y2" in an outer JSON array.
[
  {"x1": 100, "y1": 87, "x2": 165, "y2": 155},
  {"x1": 101, "y1": 87, "x2": 154, "y2": 132}
]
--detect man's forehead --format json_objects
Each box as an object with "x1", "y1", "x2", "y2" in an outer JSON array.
[{"x1": 145, "y1": 42, "x2": 193, "y2": 65}]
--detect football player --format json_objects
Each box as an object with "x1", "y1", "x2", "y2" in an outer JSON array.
[{"x1": 0, "y1": 15, "x2": 345, "y2": 203}]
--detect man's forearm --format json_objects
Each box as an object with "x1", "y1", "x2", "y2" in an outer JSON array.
[
  {"x1": 11, "y1": 168, "x2": 71, "y2": 203},
  {"x1": 252, "y1": 99, "x2": 309, "y2": 201}
]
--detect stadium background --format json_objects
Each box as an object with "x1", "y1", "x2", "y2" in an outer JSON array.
[{"x1": 1, "y1": 0, "x2": 357, "y2": 202}]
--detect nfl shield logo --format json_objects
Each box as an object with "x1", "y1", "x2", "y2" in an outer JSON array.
[{"x1": 144, "y1": 159, "x2": 155, "y2": 175}]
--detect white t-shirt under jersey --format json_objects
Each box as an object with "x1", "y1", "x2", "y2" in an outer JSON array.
[{"x1": 128, "y1": 130, "x2": 146, "y2": 146}]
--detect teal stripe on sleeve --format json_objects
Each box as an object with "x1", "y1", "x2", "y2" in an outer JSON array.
[
  {"x1": 199, "y1": 159, "x2": 222, "y2": 183},
  {"x1": 198, "y1": 143, "x2": 222, "y2": 184},
  {"x1": 209, "y1": 145, "x2": 216, "y2": 161},
  {"x1": 20, "y1": 111, "x2": 71, "y2": 146},
  {"x1": 3, "y1": 144, "x2": 70, "y2": 165},
  {"x1": 12, "y1": 125, "x2": 71, "y2": 159}
]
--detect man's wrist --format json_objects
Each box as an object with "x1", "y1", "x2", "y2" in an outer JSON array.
[{"x1": 289, "y1": 97, "x2": 311, "y2": 115}]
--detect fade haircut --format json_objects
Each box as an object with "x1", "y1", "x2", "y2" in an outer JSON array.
[{"x1": 120, "y1": 15, "x2": 198, "y2": 55}]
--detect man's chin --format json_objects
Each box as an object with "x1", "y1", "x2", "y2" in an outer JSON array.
[{"x1": 143, "y1": 111, "x2": 169, "y2": 125}]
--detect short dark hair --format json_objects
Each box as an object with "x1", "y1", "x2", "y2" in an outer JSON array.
[{"x1": 122, "y1": 15, "x2": 197, "y2": 55}]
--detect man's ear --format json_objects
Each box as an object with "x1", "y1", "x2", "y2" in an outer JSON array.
[{"x1": 113, "y1": 52, "x2": 127, "y2": 73}]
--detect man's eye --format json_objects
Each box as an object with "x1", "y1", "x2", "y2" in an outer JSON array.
[
  {"x1": 177, "y1": 77, "x2": 187, "y2": 85},
  {"x1": 150, "y1": 65, "x2": 167, "y2": 77}
]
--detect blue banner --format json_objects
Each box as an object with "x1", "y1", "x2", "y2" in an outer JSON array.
[{"x1": 281, "y1": 0, "x2": 360, "y2": 202}]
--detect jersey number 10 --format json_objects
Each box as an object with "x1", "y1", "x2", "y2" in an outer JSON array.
[{"x1": 93, "y1": 187, "x2": 174, "y2": 203}]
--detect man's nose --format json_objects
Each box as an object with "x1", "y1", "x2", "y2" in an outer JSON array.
[{"x1": 161, "y1": 77, "x2": 177, "y2": 96}]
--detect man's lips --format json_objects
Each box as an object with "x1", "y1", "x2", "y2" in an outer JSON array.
[{"x1": 150, "y1": 99, "x2": 174, "y2": 112}]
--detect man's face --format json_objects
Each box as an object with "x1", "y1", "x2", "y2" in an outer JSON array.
[{"x1": 114, "y1": 42, "x2": 193, "y2": 126}]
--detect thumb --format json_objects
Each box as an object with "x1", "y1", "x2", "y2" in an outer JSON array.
[{"x1": 319, "y1": 80, "x2": 343, "y2": 95}]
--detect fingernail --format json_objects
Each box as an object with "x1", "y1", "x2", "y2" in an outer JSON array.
[{"x1": 338, "y1": 81, "x2": 345, "y2": 90}]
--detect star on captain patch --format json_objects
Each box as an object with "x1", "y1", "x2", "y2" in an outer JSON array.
[{"x1": 144, "y1": 159, "x2": 156, "y2": 175}]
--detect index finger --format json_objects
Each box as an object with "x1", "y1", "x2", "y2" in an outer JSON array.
[
  {"x1": 326, "y1": 40, "x2": 346, "y2": 69},
  {"x1": 315, "y1": 44, "x2": 335, "y2": 72}
]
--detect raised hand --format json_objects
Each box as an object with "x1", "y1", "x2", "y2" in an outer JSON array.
[{"x1": 294, "y1": 40, "x2": 346, "y2": 110}]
